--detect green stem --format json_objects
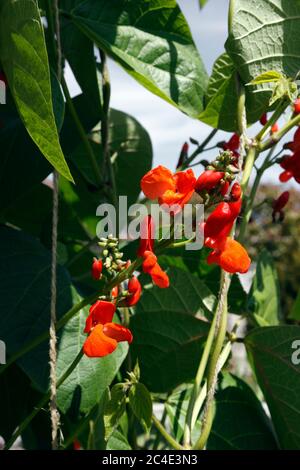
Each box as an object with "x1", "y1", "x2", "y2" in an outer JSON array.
[
  {"x1": 255, "y1": 100, "x2": 289, "y2": 142},
  {"x1": 241, "y1": 145, "x2": 258, "y2": 191},
  {"x1": 4, "y1": 350, "x2": 84, "y2": 449},
  {"x1": 179, "y1": 128, "x2": 218, "y2": 170},
  {"x1": 183, "y1": 309, "x2": 218, "y2": 446},
  {"x1": 61, "y1": 76, "x2": 102, "y2": 187},
  {"x1": 192, "y1": 273, "x2": 229, "y2": 450},
  {"x1": 259, "y1": 111, "x2": 300, "y2": 152},
  {"x1": 238, "y1": 147, "x2": 276, "y2": 242},
  {"x1": 152, "y1": 415, "x2": 185, "y2": 450}
]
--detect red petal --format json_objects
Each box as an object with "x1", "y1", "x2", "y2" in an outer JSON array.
[
  {"x1": 83, "y1": 325, "x2": 117, "y2": 357},
  {"x1": 141, "y1": 166, "x2": 175, "y2": 200},
  {"x1": 88, "y1": 300, "x2": 116, "y2": 326},
  {"x1": 103, "y1": 323, "x2": 133, "y2": 344},
  {"x1": 149, "y1": 262, "x2": 170, "y2": 288}
]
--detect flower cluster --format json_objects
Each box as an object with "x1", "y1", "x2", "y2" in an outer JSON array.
[
  {"x1": 140, "y1": 151, "x2": 251, "y2": 275},
  {"x1": 84, "y1": 146, "x2": 253, "y2": 359},
  {"x1": 279, "y1": 127, "x2": 300, "y2": 183}
]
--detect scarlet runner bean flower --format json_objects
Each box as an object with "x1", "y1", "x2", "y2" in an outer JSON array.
[
  {"x1": 202, "y1": 183, "x2": 251, "y2": 274},
  {"x1": 207, "y1": 238, "x2": 251, "y2": 274},
  {"x1": 195, "y1": 170, "x2": 225, "y2": 193},
  {"x1": 91, "y1": 258, "x2": 103, "y2": 280},
  {"x1": 294, "y1": 99, "x2": 300, "y2": 115},
  {"x1": 138, "y1": 215, "x2": 169, "y2": 288},
  {"x1": 141, "y1": 165, "x2": 196, "y2": 211},
  {"x1": 125, "y1": 276, "x2": 142, "y2": 306},
  {"x1": 83, "y1": 300, "x2": 132, "y2": 357},
  {"x1": 260, "y1": 113, "x2": 268, "y2": 125},
  {"x1": 272, "y1": 191, "x2": 290, "y2": 222}
]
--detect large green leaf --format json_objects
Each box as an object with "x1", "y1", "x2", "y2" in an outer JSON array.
[
  {"x1": 226, "y1": 0, "x2": 300, "y2": 120},
  {"x1": 138, "y1": 267, "x2": 216, "y2": 319},
  {"x1": 0, "y1": 74, "x2": 63, "y2": 214},
  {"x1": 207, "y1": 374, "x2": 278, "y2": 450},
  {"x1": 245, "y1": 326, "x2": 300, "y2": 449},
  {"x1": 131, "y1": 268, "x2": 212, "y2": 392},
  {"x1": 0, "y1": 226, "x2": 127, "y2": 415},
  {"x1": 71, "y1": 108, "x2": 153, "y2": 206},
  {"x1": 0, "y1": 0, "x2": 72, "y2": 181},
  {"x1": 199, "y1": 53, "x2": 239, "y2": 132},
  {"x1": 60, "y1": 0, "x2": 101, "y2": 108},
  {"x1": 247, "y1": 250, "x2": 281, "y2": 327},
  {"x1": 71, "y1": 0, "x2": 208, "y2": 118}
]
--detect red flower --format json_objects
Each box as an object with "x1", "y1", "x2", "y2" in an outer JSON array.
[
  {"x1": 91, "y1": 258, "x2": 103, "y2": 280},
  {"x1": 141, "y1": 165, "x2": 196, "y2": 210},
  {"x1": 137, "y1": 214, "x2": 154, "y2": 257},
  {"x1": 272, "y1": 191, "x2": 289, "y2": 221},
  {"x1": 207, "y1": 238, "x2": 251, "y2": 274},
  {"x1": 279, "y1": 152, "x2": 300, "y2": 183},
  {"x1": 285, "y1": 127, "x2": 300, "y2": 152},
  {"x1": 294, "y1": 99, "x2": 300, "y2": 115},
  {"x1": 260, "y1": 113, "x2": 268, "y2": 125},
  {"x1": 83, "y1": 300, "x2": 132, "y2": 357},
  {"x1": 126, "y1": 276, "x2": 142, "y2": 306},
  {"x1": 230, "y1": 182, "x2": 242, "y2": 201},
  {"x1": 138, "y1": 216, "x2": 169, "y2": 289},
  {"x1": 271, "y1": 123, "x2": 279, "y2": 134},
  {"x1": 195, "y1": 170, "x2": 225, "y2": 193},
  {"x1": 204, "y1": 199, "x2": 242, "y2": 250}
]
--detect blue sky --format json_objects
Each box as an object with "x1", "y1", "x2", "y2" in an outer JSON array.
[{"x1": 66, "y1": 0, "x2": 295, "y2": 186}]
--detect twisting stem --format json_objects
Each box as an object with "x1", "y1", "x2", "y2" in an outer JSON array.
[
  {"x1": 192, "y1": 272, "x2": 230, "y2": 450},
  {"x1": 49, "y1": 170, "x2": 60, "y2": 450},
  {"x1": 4, "y1": 350, "x2": 84, "y2": 450},
  {"x1": 50, "y1": 0, "x2": 63, "y2": 450},
  {"x1": 152, "y1": 415, "x2": 185, "y2": 450},
  {"x1": 183, "y1": 309, "x2": 218, "y2": 446}
]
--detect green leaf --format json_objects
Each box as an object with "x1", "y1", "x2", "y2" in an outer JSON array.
[
  {"x1": 226, "y1": 0, "x2": 300, "y2": 120},
  {"x1": 199, "y1": 0, "x2": 208, "y2": 8},
  {"x1": 106, "y1": 430, "x2": 131, "y2": 450},
  {"x1": 247, "y1": 250, "x2": 281, "y2": 327},
  {"x1": 0, "y1": 74, "x2": 64, "y2": 214},
  {"x1": 268, "y1": 77, "x2": 298, "y2": 106},
  {"x1": 104, "y1": 384, "x2": 127, "y2": 440},
  {"x1": 128, "y1": 383, "x2": 152, "y2": 433},
  {"x1": 0, "y1": 226, "x2": 127, "y2": 414},
  {"x1": 199, "y1": 53, "x2": 239, "y2": 132},
  {"x1": 245, "y1": 326, "x2": 300, "y2": 449},
  {"x1": 71, "y1": 0, "x2": 208, "y2": 118},
  {"x1": 60, "y1": 0, "x2": 101, "y2": 108},
  {"x1": 1, "y1": 183, "x2": 52, "y2": 237},
  {"x1": 250, "y1": 71, "x2": 283, "y2": 85},
  {"x1": 71, "y1": 108, "x2": 153, "y2": 206},
  {"x1": 0, "y1": 0, "x2": 73, "y2": 181},
  {"x1": 0, "y1": 365, "x2": 31, "y2": 441},
  {"x1": 165, "y1": 385, "x2": 201, "y2": 442},
  {"x1": 289, "y1": 290, "x2": 300, "y2": 321},
  {"x1": 131, "y1": 268, "x2": 211, "y2": 392},
  {"x1": 207, "y1": 374, "x2": 278, "y2": 450},
  {"x1": 138, "y1": 266, "x2": 216, "y2": 319}
]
